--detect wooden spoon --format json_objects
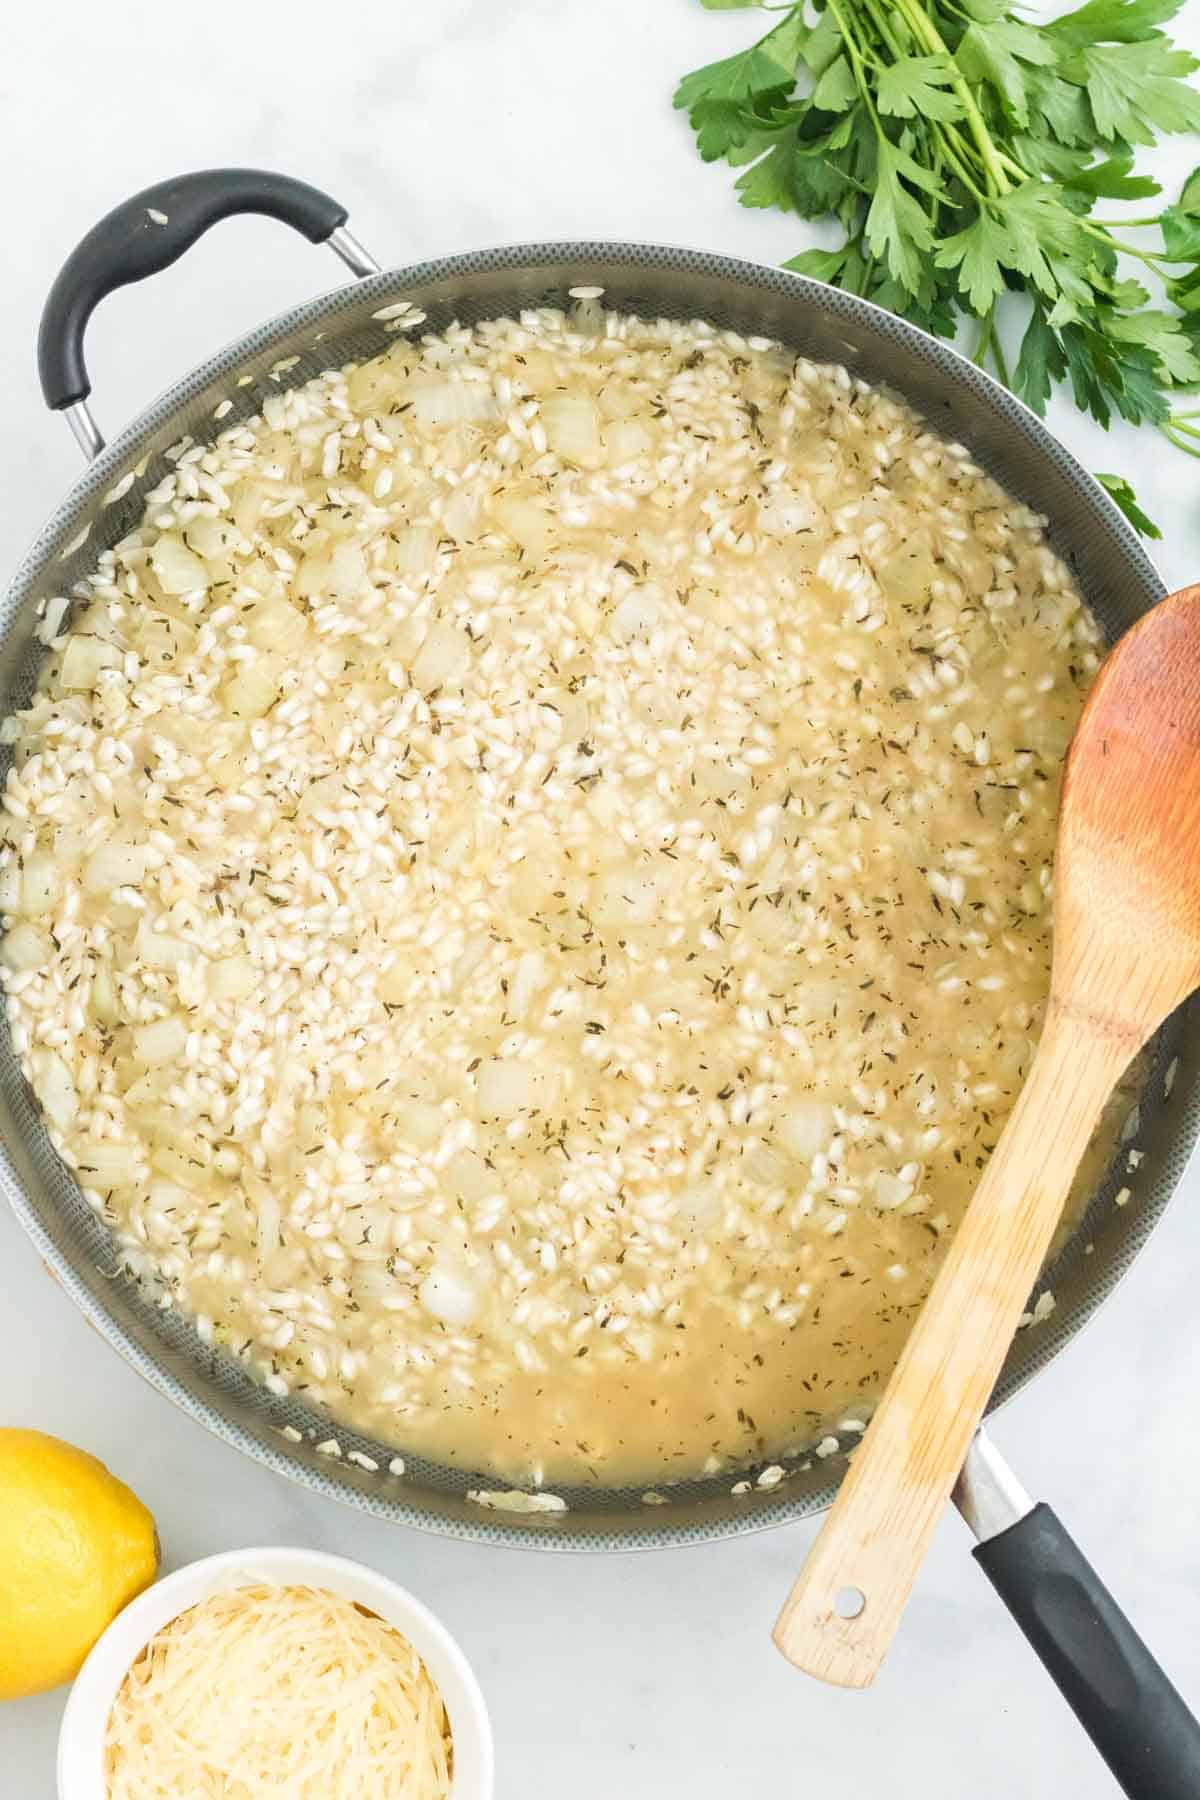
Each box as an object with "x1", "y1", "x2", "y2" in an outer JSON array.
[{"x1": 774, "y1": 583, "x2": 1200, "y2": 1689}]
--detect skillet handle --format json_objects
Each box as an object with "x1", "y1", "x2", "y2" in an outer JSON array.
[
  {"x1": 974, "y1": 1504, "x2": 1200, "y2": 1799},
  {"x1": 37, "y1": 168, "x2": 379, "y2": 458}
]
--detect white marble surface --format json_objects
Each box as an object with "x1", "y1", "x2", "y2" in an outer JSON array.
[{"x1": 4, "y1": 3, "x2": 1200, "y2": 1793}]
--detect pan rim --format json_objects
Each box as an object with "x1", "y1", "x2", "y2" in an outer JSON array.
[{"x1": 0, "y1": 236, "x2": 1190, "y2": 1549}]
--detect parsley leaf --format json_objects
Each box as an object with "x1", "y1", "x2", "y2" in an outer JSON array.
[
  {"x1": 784, "y1": 247, "x2": 854, "y2": 283},
  {"x1": 1044, "y1": 0, "x2": 1185, "y2": 49},
  {"x1": 876, "y1": 56, "x2": 965, "y2": 123},
  {"x1": 1062, "y1": 151, "x2": 1161, "y2": 200},
  {"x1": 956, "y1": 20, "x2": 1057, "y2": 125},
  {"x1": 1161, "y1": 163, "x2": 1200, "y2": 259},
  {"x1": 1108, "y1": 310, "x2": 1200, "y2": 384},
  {"x1": 1094, "y1": 471, "x2": 1162, "y2": 537},
  {"x1": 989, "y1": 186, "x2": 1093, "y2": 313},
  {"x1": 674, "y1": 15, "x2": 810, "y2": 160},
  {"x1": 865, "y1": 139, "x2": 936, "y2": 294},
  {"x1": 735, "y1": 138, "x2": 801, "y2": 211},
  {"x1": 1024, "y1": 71, "x2": 1094, "y2": 146},
  {"x1": 935, "y1": 211, "x2": 1009, "y2": 315},
  {"x1": 1014, "y1": 304, "x2": 1068, "y2": 415},
  {"x1": 1162, "y1": 206, "x2": 1200, "y2": 262},
  {"x1": 812, "y1": 55, "x2": 860, "y2": 114},
  {"x1": 1063, "y1": 39, "x2": 1200, "y2": 144}
]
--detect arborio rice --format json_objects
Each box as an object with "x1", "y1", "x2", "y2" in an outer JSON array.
[{"x1": 0, "y1": 303, "x2": 1104, "y2": 1485}]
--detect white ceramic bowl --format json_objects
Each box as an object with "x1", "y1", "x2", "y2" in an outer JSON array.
[{"x1": 57, "y1": 1545, "x2": 494, "y2": 1799}]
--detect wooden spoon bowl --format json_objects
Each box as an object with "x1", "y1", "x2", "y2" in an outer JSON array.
[{"x1": 774, "y1": 583, "x2": 1200, "y2": 1688}]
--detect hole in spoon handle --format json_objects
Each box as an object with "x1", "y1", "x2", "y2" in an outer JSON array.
[{"x1": 773, "y1": 1552, "x2": 903, "y2": 1688}]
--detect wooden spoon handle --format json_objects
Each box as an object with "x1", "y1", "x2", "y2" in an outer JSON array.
[{"x1": 773, "y1": 1008, "x2": 1134, "y2": 1687}]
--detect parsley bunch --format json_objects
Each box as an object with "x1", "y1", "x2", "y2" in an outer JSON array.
[{"x1": 674, "y1": 0, "x2": 1200, "y2": 537}]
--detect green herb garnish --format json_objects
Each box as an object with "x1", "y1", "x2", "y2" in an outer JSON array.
[{"x1": 674, "y1": 0, "x2": 1200, "y2": 535}]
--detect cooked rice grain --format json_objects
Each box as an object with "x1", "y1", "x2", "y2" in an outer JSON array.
[{"x1": 0, "y1": 307, "x2": 1102, "y2": 1483}]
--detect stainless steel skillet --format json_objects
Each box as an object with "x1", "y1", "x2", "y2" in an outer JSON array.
[{"x1": 2, "y1": 162, "x2": 1198, "y2": 1790}]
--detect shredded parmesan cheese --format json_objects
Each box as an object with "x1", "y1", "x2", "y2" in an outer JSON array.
[{"x1": 104, "y1": 1584, "x2": 452, "y2": 1798}]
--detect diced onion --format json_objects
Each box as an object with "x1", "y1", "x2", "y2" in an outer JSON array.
[
  {"x1": 91, "y1": 964, "x2": 119, "y2": 1026},
  {"x1": 135, "y1": 918, "x2": 191, "y2": 970},
  {"x1": 230, "y1": 480, "x2": 273, "y2": 537},
  {"x1": 330, "y1": 542, "x2": 368, "y2": 598},
  {"x1": 492, "y1": 496, "x2": 553, "y2": 557},
  {"x1": 386, "y1": 525, "x2": 437, "y2": 577},
  {"x1": 251, "y1": 1183, "x2": 281, "y2": 1254},
  {"x1": 540, "y1": 391, "x2": 603, "y2": 468},
  {"x1": 294, "y1": 550, "x2": 331, "y2": 598},
  {"x1": 874, "y1": 1171, "x2": 915, "y2": 1210},
  {"x1": 419, "y1": 1260, "x2": 480, "y2": 1325},
  {"x1": 675, "y1": 1182, "x2": 722, "y2": 1233},
  {"x1": 150, "y1": 1133, "x2": 210, "y2": 1185},
  {"x1": 246, "y1": 596, "x2": 308, "y2": 653},
  {"x1": 122, "y1": 1072, "x2": 168, "y2": 1118},
  {"x1": 777, "y1": 1101, "x2": 834, "y2": 1161},
  {"x1": 603, "y1": 418, "x2": 653, "y2": 465},
  {"x1": 75, "y1": 1137, "x2": 139, "y2": 1186},
  {"x1": 59, "y1": 634, "x2": 123, "y2": 691},
  {"x1": 411, "y1": 622, "x2": 470, "y2": 691},
  {"x1": 1, "y1": 922, "x2": 51, "y2": 972},
  {"x1": 208, "y1": 956, "x2": 258, "y2": 1002},
  {"x1": 223, "y1": 657, "x2": 282, "y2": 720},
  {"x1": 508, "y1": 951, "x2": 547, "y2": 1019},
  {"x1": 36, "y1": 596, "x2": 71, "y2": 645},
  {"x1": 476, "y1": 1058, "x2": 552, "y2": 1117},
  {"x1": 377, "y1": 957, "x2": 414, "y2": 1006},
  {"x1": 443, "y1": 1149, "x2": 495, "y2": 1204},
  {"x1": 393, "y1": 1099, "x2": 444, "y2": 1150},
  {"x1": 132, "y1": 1014, "x2": 188, "y2": 1065},
  {"x1": 84, "y1": 843, "x2": 148, "y2": 894},
  {"x1": 612, "y1": 589, "x2": 660, "y2": 643},
  {"x1": 20, "y1": 853, "x2": 60, "y2": 916},
  {"x1": 30, "y1": 1048, "x2": 77, "y2": 1129},
  {"x1": 184, "y1": 515, "x2": 240, "y2": 563},
  {"x1": 408, "y1": 381, "x2": 496, "y2": 429},
  {"x1": 758, "y1": 491, "x2": 818, "y2": 537},
  {"x1": 440, "y1": 487, "x2": 479, "y2": 544},
  {"x1": 0, "y1": 860, "x2": 21, "y2": 913},
  {"x1": 744, "y1": 1141, "x2": 795, "y2": 1188},
  {"x1": 151, "y1": 535, "x2": 210, "y2": 595}
]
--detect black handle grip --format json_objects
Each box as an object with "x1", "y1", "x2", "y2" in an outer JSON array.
[
  {"x1": 975, "y1": 1504, "x2": 1200, "y2": 1799},
  {"x1": 37, "y1": 168, "x2": 350, "y2": 412}
]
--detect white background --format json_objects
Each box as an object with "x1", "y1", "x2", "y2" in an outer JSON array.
[{"x1": 3, "y1": 4, "x2": 1200, "y2": 1794}]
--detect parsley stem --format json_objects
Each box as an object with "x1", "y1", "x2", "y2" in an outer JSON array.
[
  {"x1": 1163, "y1": 421, "x2": 1200, "y2": 457},
  {"x1": 856, "y1": 0, "x2": 906, "y2": 59},
  {"x1": 932, "y1": 123, "x2": 988, "y2": 202},
  {"x1": 826, "y1": 0, "x2": 877, "y2": 117},
  {"x1": 889, "y1": 0, "x2": 1011, "y2": 197},
  {"x1": 1082, "y1": 222, "x2": 1168, "y2": 268},
  {"x1": 972, "y1": 310, "x2": 1010, "y2": 385},
  {"x1": 996, "y1": 151, "x2": 1030, "y2": 182},
  {"x1": 1090, "y1": 217, "x2": 1164, "y2": 230}
]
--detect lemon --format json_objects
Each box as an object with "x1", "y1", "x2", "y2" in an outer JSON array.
[{"x1": 0, "y1": 1429, "x2": 158, "y2": 1699}]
